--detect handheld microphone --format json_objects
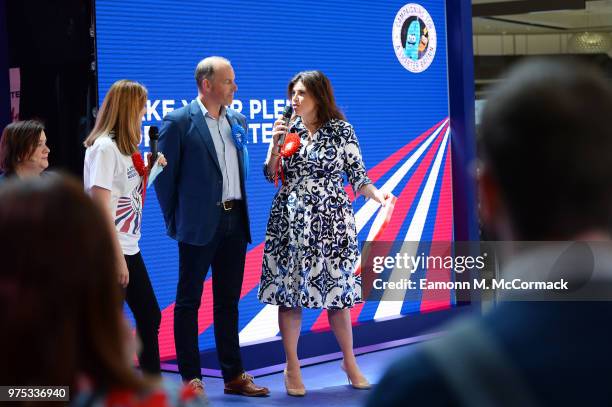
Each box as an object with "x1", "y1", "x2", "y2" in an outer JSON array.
[
  {"x1": 149, "y1": 126, "x2": 159, "y2": 163},
  {"x1": 278, "y1": 105, "x2": 293, "y2": 146}
]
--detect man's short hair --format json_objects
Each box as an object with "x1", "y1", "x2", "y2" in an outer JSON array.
[
  {"x1": 480, "y1": 58, "x2": 612, "y2": 239},
  {"x1": 194, "y1": 56, "x2": 231, "y2": 89}
]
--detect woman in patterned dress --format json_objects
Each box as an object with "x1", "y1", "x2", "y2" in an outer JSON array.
[{"x1": 258, "y1": 71, "x2": 392, "y2": 395}]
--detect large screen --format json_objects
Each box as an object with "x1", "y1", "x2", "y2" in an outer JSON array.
[{"x1": 95, "y1": 0, "x2": 453, "y2": 362}]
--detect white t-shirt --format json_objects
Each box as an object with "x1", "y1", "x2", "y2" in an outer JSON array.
[{"x1": 84, "y1": 134, "x2": 143, "y2": 255}]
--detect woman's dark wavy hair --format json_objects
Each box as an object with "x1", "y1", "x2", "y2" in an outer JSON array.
[{"x1": 288, "y1": 70, "x2": 345, "y2": 127}]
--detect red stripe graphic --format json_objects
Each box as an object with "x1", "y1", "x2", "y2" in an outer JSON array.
[
  {"x1": 420, "y1": 140, "x2": 454, "y2": 313},
  {"x1": 116, "y1": 206, "x2": 131, "y2": 217},
  {"x1": 345, "y1": 119, "x2": 447, "y2": 201},
  {"x1": 120, "y1": 211, "x2": 135, "y2": 233}
]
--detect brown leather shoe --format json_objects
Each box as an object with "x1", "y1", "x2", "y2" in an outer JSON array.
[{"x1": 224, "y1": 372, "x2": 270, "y2": 397}]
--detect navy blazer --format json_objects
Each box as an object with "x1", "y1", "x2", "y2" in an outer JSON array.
[{"x1": 154, "y1": 100, "x2": 251, "y2": 246}]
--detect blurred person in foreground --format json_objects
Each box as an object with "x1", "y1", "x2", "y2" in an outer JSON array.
[
  {"x1": 367, "y1": 59, "x2": 612, "y2": 406},
  {"x1": 0, "y1": 175, "x2": 206, "y2": 406},
  {"x1": 0, "y1": 119, "x2": 50, "y2": 181}
]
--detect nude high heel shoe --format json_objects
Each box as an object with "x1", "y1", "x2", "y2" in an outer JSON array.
[
  {"x1": 283, "y1": 369, "x2": 306, "y2": 396},
  {"x1": 340, "y1": 362, "x2": 371, "y2": 390}
]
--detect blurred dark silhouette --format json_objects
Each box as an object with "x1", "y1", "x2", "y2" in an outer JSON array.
[{"x1": 368, "y1": 59, "x2": 612, "y2": 407}]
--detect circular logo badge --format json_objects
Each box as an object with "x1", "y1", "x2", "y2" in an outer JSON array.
[{"x1": 392, "y1": 3, "x2": 437, "y2": 73}]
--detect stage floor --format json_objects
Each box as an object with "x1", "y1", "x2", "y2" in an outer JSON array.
[{"x1": 162, "y1": 344, "x2": 415, "y2": 406}]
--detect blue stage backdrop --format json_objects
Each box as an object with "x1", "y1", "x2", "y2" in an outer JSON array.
[{"x1": 95, "y1": 0, "x2": 456, "y2": 361}]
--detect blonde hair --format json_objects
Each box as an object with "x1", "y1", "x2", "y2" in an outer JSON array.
[{"x1": 84, "y1": 80, "x2": 147, "y2": 155}]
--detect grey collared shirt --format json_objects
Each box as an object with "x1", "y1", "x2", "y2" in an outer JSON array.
[{"x1": 196, "y1": 97, "x2": 242, "y2": 201}]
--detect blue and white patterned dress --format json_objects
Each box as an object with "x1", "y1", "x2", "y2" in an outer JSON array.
[{"x1": 258, "y1": 117, "x2": 372, "y2": 309}]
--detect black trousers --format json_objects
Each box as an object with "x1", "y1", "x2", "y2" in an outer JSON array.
[
  {"x1": 124, "y1": 251, "x2": 162, "y2": 375},
  {"x1": 174, "y1": 202, "x2": 247, "y2": 382}
]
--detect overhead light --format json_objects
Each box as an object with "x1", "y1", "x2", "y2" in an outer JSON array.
[{"x1": 567, "y1": 31, "x2": 612, "y2": 53}]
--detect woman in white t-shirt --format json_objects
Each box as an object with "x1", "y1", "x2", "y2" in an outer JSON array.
[{"x1": 83, "y1": 79, "x2": 165, "y2": 377}]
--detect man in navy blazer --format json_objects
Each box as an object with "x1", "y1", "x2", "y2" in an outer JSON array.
[{"x1": 155, "y1": 56, "x2": 269, "y2": 397}]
